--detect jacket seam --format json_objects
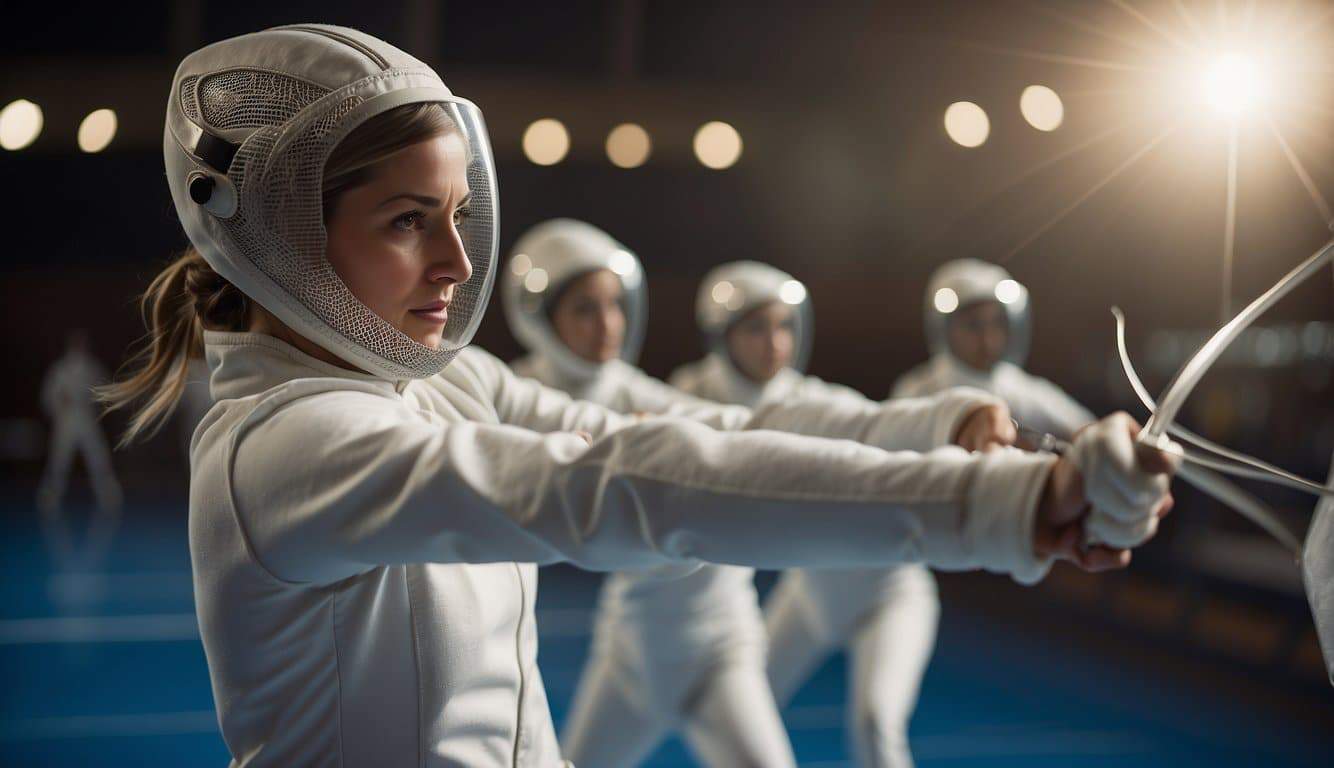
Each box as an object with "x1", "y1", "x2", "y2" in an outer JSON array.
[
  {"x1": 331, "y1": 592, "x2": 347, "y2": 767},
  {"x1": 404, "y1": 568, "x2": 424, "y2": 767}
]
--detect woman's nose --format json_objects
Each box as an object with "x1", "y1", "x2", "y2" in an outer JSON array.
[{"x1": 425, "y1": 225, "x2": 472, "y2": 284}]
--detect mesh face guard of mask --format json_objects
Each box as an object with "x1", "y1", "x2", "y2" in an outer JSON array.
[
  {"x1": 501, "y1": 219, "x2": 647, "y2": 379},
  {"x1": 695, "y1": 261, "x2": 813, "y2": 375},
  {"x1": 924, "y1": 258, "x2": 1031, "y2": 367},
  {"x1": 164, "y1": 24, "x2": 499, "y2": 379}
]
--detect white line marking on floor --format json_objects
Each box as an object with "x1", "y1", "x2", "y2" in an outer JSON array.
[
  {"x1": 0, "y1": 711, "x2": 218, "y2": 741},
  {"x1": 0, "y1": 613, "x2": 199, "y2": 645}
]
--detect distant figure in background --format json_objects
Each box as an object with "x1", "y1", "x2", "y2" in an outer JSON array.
[
  {"x1": 37, "y1": 330, "x2": 123, "y2": 568},
  {"x1": 893, "y1": 258, "x2": 1094, "y2": 439},
  {"x1": 671, "y1": 262, "x2": 950, "y2": 768}
]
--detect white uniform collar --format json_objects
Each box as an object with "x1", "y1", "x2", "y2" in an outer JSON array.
[
  {"x1": 525, "y1": 353, "x2": 630, "y2": 404},
  {"x1": 931, "y1": 353, "x2": 1019, "y2": 391},
  {"x1": 703, "y1": 352, "x2": 802, "y2": 409},
  {"x1": 204, "y1": 330, "x2": 401, "y2": 402}
]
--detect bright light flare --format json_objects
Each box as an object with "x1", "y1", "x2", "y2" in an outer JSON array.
[
  {"x1": 510, "y1": 253, "x2": 532, "y2": 276},
  {"x1": 608, "y1": 250, "x2": 637, "y2": 276},
  {"x1": 0, "y1": 99, "x2": 43, "y2": 151},
  {"x1": 933, "y1": 288, "x2": 960, "y2": 314},
  {"x1": 1202, "y1": 53, "x2": 1262, "y2": 116},
  {"x1": 994, "y1": 279, "x2": 1022, "y2": 304},
  {"x1": 523, "y1": 118, "x2": 570, "y2": 166},
  {"x1": 778, "y1": 280, "x2": 807, "y2": 305},
  {"x1": 606, "y1": 123, "x2": 651, "y2": 169},
  {"x1": 943, "y1": 102, "x2": 989, "y2": 148},
  {"x1": 524, "y1": 267, "x2": 550, "y2": 293},
  {"x1": 78, "y1": 109, "x2": 117, "y2": 153},
  {"x1": 694, "y1": 121, "x2": 743, "y2": 170},
  {"x1": 1020, "y1": 86, "x2": 1063, "y2": 132}
]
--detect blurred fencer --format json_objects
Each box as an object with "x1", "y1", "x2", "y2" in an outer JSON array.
[
  {"x1": 37, "y1": 329, "x2": 123, "y2": 567},
  {"x1": 671, "y1": 262, "x2": 943, "y2": 768},
  {"x1": 512, "y1": 236, "x2": 1048, "y2": 767},
  {"x1": 101, "y1": 24, "x2": 1176, "y2": 766},
  {"x1": 504, "y1": 220, "x2": 796, "y2": 767},
  {"x1": 893, "y1": 258, "x2": 1094, "y2": 439}
]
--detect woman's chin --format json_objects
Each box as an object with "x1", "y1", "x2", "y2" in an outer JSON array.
[{"x1": 408, "y1": 331, "x2": 444, "y2": 350}]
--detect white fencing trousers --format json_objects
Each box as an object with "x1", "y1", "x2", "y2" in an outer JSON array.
[
  {"x1": 765, "y1": 565, "x2": 939, "y2": 768},
  {"x1": 559, "y1": 652, "x2": 666, "y2": 768},
  {"x1": 560, "y1": 643, "x2": 795, "y2": 768}
]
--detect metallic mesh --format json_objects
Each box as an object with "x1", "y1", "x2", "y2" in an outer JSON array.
[
  {"x1": 179, "y1": 75, "x2": 199, "y2": 122},
  {"x1": 198, "y1": 69, "x2": 331, "y2": 133}
]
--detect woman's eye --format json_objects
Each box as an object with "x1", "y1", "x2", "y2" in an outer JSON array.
[
  {"x1": 392, "y1": 211, "x2": 426, "y2": 232},
  {"x1": 452, "y1": 206, "x2": 472, "y2": 226}
]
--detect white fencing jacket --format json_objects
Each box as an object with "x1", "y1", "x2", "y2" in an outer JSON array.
[
  {"x1": 190, "y1": 331, "x2": 1055, "y2": 767},
  {"x1": 894, "y1": 354, "x2": 1095, "y2": 439}
]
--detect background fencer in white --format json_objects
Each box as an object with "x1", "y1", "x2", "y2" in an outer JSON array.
[
  {"x1": 670, "y1": 262, "x2": 952, "y2": 768},
  {"x1": 893, "y1": 259, "x2": 1095, "y2": 439},
  {"x1": 103, "y1": 25, "x2": 1177, "y2": 768},
  {"x1": 504, "y1": 225, "x2": 1027, "y2": 768},
  {"x1": 38, "y1": 329, "x2": 123, "y2": 568},
  {"x1": 504, "y1": 219, "x2": 798, "y2": 767}
]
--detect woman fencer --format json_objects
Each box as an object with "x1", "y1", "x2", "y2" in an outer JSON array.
[
  {"x1": 893, "y1": 259, "x2": 1094, "y2": 438},
  {"x1": 670, "y1": 262, "x2": 944, "y2": 768},
  {"x1": 103, "y1": 25, "x2": 1175, "y2": 767}
]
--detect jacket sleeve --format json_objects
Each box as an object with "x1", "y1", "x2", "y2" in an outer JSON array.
[
  {"x1": 229, "y1": 386, "x2": 1056, "y2": 586},
  {"x1": 435, "y1": 347, "x2": 634, "y2": 437},
  {"x1": 609, "y1": 367, "x2": 751, "y2": 431},
  {"x1": 457, "y1": 348, "x2": 750, "y2": 434},
  {"x1": 1008, "y1": 376, "x2": 1096, "y2": 440},
  {"x1": 747, "y1": 384, "x2": 1002, "y2": 454}
]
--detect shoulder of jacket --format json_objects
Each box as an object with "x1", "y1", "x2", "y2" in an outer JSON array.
[
  {"x1": 891, "y1": 363, "x2": 932, "y2": 396},
  {"x1": 667, "y1": 359, "x2": 705, "y2": 389}
]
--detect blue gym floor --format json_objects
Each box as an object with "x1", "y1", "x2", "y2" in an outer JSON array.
[{"x1": 1, "y1": 499, "x2": 1330, "y2": 767}]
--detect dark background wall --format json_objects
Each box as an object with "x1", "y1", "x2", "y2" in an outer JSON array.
[{"x1": 1, "y1": 0, "x2": 1331, "y2": 485}]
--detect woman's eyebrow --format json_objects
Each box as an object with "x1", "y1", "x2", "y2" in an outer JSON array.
[{"x1": 375, "y1": 193, "x2": 442, "y2": 209}]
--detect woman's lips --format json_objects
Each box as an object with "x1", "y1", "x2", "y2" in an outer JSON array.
[{"x1": 410, "y1": 300, "x2": 450, "y2": 324}]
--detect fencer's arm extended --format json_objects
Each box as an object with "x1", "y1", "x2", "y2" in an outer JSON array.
[
  {"x1": 746, "y1": 384, "x2": 1003, "y2": 453},
  {"x1": 228, "y1": 387, "x2": 1057, "y2": 587},
  {"x1": 1007, "y1": 376, "x2": 1096, "y2": 441},
  {"x1": 471, "y1": 348, "x2": 994, "y2": 449},
  {"x1": 443, "y1": 347, "x2": 751, "y2": 434},
  {"x1": 605, "y1": 368, "x2": 752, "y2": 430},
  {"x1": 432, "y1": 348, "x2": 637, "y2": 437}
]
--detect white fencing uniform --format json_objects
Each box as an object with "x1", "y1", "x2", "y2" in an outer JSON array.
[
  {"x1": 37, "y1": 343, "x2": 123, "y2": 568},
  {"x1": 193, "y1": 330, "x2": 1062, "y2": 766},
  {"x1": 672, "y1": 352, "x2": 941, "y2": 768}
]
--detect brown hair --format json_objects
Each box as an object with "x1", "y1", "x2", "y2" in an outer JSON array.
[{"x1": 100, "y1": 102, "x2": 458, "y2": 447}]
